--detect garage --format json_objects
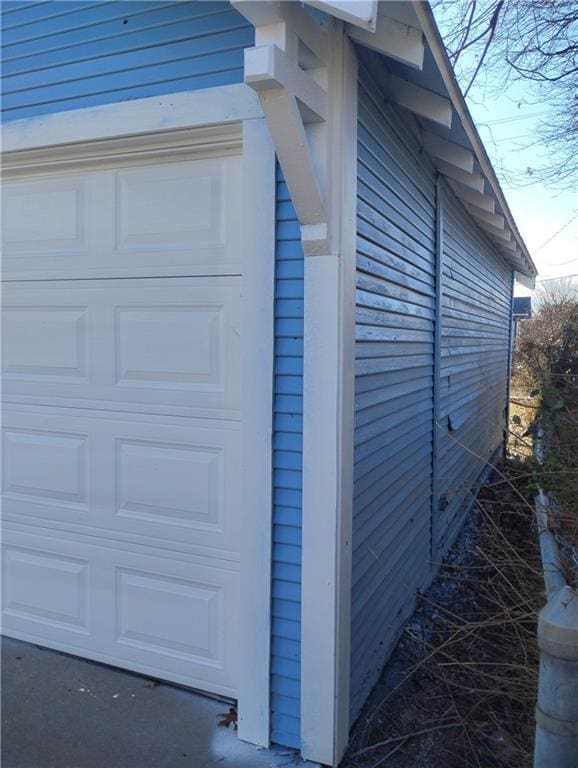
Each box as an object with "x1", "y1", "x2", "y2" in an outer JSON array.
[{"x1": 1, "y1": 143, "x2": 249, "y2": 698}]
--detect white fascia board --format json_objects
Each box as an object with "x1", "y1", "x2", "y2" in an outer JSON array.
[
  {"x1": 346, "y1": 11, "x2": 424, "y2": 70},
  {"x1": 306, "y1": 0, "x2": 378, "y2": 31}
]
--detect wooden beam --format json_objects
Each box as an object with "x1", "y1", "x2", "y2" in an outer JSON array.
[
  {"x1": 449, "y1": 179, "x2": 495, "y2": 213},
  {"x1": 346, "y1": 12, "x2": 424, "y2": 70},
  {"x1": 466, "y1": 205, "x2": 505, "y2": 230},
  {"x1": 514, "y1": 270, "x2": 536, "y2": 290},
  {"x1": 234, "y1": 1, "x2": 328, "y2": 65},
  {"x1": 478, "y1": 220, "x2": 512, "y2": 242},
  {"x1": 436, "y1": 158, "x2": 484, "y2": 192},
  {"x1": 231, "y1": 0, "x2": 283, "y2": 27},
  {"x1": 388, "y1": 75, "x2": 452, "y2": 128},
  {"x1": 305, "y1": 0, "x2": 377, "y2": 31},
  {"x1": 256, "y1": 21, "x2": 299, "y2": 61},
  {"x1": 422, "y1": 131, "x2": 474, "y2": 172},
  {"x1": 245, "y1": 44, "x2": 327, "y2": 122},
  {"x1": 497, "y1": 236, "x2": 520, "y2": 253},
  {"x1": 258, "y1": 87, "x2": 326, "y2": 226}
]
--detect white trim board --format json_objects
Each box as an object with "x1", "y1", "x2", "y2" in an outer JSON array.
[
  {"x1": 300, "y1": 24, "x2": 357, "y2": 767},
  {"x1": 1, "y1": 83, "x2": 262, "y2": 154},
  {"x1": 0, "y1": 90, "x2": 275, "y2": 748},
  {"x1": 237, "y1": 118, "x2": 276, "y2": 747}
]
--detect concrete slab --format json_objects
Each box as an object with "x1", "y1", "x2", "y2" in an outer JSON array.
[{"x1": 1, "y1": 638, "x2": 311, "y2": 768}]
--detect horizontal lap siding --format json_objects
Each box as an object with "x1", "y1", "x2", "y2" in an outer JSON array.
[
  {"x1": 272, "y1": 164, "x2": 303, "y2": 749},
  {"x1": 436, "y1": 187, "x2": 513, "y2": 553},
  {"x1": 1, "y1": 1, "x2": 252, "y2": 120},
  {"x1": 350, "y1": 57, "x2": 436, "y2": 723}
]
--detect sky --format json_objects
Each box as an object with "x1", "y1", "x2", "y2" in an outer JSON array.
[{"x1": 432, "y1": 6, "x2": 577, "y2": 296}]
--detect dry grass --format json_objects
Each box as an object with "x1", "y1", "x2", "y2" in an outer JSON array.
[
  {"x1": 508, "y1": 368, "x2": 539, "y2": 459},
  {"x1": 342, "y1": 468, "x2": 543, "y2": 768}
]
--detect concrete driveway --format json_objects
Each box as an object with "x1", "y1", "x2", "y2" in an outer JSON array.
[{"x1": 1, "y1": 637, "x2": 309, "y2": 768}]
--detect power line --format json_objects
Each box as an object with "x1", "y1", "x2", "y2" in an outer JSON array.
[
  {"x1": 536, "y1": 274, "x2": 578, "y2": 283},
  {"x1": 532, "y1": 214, "x2": 578, "y2": 255},
  {"x1": 549, "y1": 255, "x2": 578, "y2": 267},
  {"x1": 478, "y1": 110, "x2": 552, "y2": 127}
]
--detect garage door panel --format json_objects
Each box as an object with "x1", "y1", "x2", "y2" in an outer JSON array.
[
  {"x1": 2, "y1": 406, "x2": 241, "y2": 557},
  {"x1": 2, "y1": 156, "x2": 242, "y2": 281},
  {"x1": 2, "y1": 173, "x2": 89, "y2": 258},
  {"x1": 1, "y1": 147, "x2": 248, "y2": 699},
  {"x1": 3, "y1": 305, "x2": 89, "y2": 383},
  {"x1": 2, "y1": 278, "x2": 241, "y2": 418},
  {"x1": 2, "y1": 544, "x2": 90, "y2": 635},
  {"x1": 1, "y1": 527, "x2": 239, "y2": 695}
]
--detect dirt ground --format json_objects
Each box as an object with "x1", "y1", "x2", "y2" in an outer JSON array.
[{"x1": 341, "y1": 468, "x2": 543, "y2": 768}]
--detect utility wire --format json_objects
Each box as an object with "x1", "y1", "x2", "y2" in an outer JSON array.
[
  {"x1": 536, "y1": 273, "x2": 578, "y2": 283},
  {"x1": 549, "y1": 255, "x2": 578, "y2": 267},
  {"x1": 532, "y1": 214, "x2": 578, "y2": 255},
  {"x1": 478, "y1": 110, "x2": 551, "y2": 127}
]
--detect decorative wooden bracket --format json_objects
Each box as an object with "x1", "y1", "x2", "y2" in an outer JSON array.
[{"x1": 234, "y1": 0, "x2": 331, "y2": 254}]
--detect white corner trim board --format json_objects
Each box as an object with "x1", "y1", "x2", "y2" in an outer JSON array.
[
  {"x1": 0, "y1": 87, "x2": 275, "y2": 748},
  {"x1": 301, "y1": 28, "x2": 357, "y2": 768},
  {"x1": 237, "y1": 118, "x2": 276, "y2": 747}
]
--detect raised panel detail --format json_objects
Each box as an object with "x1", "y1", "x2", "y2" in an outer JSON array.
[
  {"x1": 2, "y1": 176, "x2": 87, "y2": 254},
  {"x1": 2, "y1": 546, "x2": 88, "y2": 631},
  {"x1": 2, "y1": 306, "x2": 87, "y2": 381},
  {"x1": 2, "y1": 428, "x2": 88, "y2": 508},
  {"x1": 115, "y1": 305, "x2": 223, "y2": 390},
  {"x1": 115, "y1": 439, "x2": 222, "y2": 530},
  {"x1": 116, "y1": 569, "x2": 221, "y2": 664},
  {"x1": 115, "y1": 160, "x2": 223, "y2": 251}
]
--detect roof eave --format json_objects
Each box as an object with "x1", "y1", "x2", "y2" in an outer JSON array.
[{"x1": 411, "y1": 1, "x2": 537, "y2": 280}]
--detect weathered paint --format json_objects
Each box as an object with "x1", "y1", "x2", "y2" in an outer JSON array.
[
  {"x1": 431, "y1": 176, "x2": 444, "y2": 553},
  {"x1": 350, "y1": 51, "x2": 437, "y2": 722},
  {"x1": 435, "y1": 182, "x2": 512, "y2": 554},
  {"x1": 1, "y1": 1, "x2": 253, "y2": 121},
  {"x1": 272, "y1": 164, "x2": 303, "y2": 748}
]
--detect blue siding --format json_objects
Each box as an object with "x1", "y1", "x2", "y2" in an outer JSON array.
[
  {"x1": 350, "y1": 51, "x2": 513, "y2": 725},
  {"x1": 1, "y1": 1, "x2": 253, "y2": 121},
  {"x1": 272, "y1": 164, "x2": 303, "y2": 749},
  {"x1": 350, "y1": 53, "x2": 437, "y2": 722},
  {"x1": 435, "y1": 184, "x2": 512, "y2": 553}
]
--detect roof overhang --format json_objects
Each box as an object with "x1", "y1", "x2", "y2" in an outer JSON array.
[{"x1": 305, "y1": 0, "x2": 537, "y2": 280}]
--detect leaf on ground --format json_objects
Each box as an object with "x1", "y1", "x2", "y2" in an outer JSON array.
[{"x1": 217, "y1": 707, "x2": 238, "y2": 729}]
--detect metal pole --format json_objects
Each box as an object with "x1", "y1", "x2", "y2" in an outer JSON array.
[{"x1": 534, "y1": 586, "x2": 578, "y2": 768}]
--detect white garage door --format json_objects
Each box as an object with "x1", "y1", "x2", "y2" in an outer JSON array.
[{"x1": 1, "y1": 150, "x2": 244, "y2": 697}]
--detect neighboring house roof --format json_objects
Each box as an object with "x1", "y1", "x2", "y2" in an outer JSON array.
[
  {"x1": 513, "y1": 296, "x2": 532, "y2": 318},
  {"x1": 304, "y1": 0, "x2": 538, "y2": 283}
]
